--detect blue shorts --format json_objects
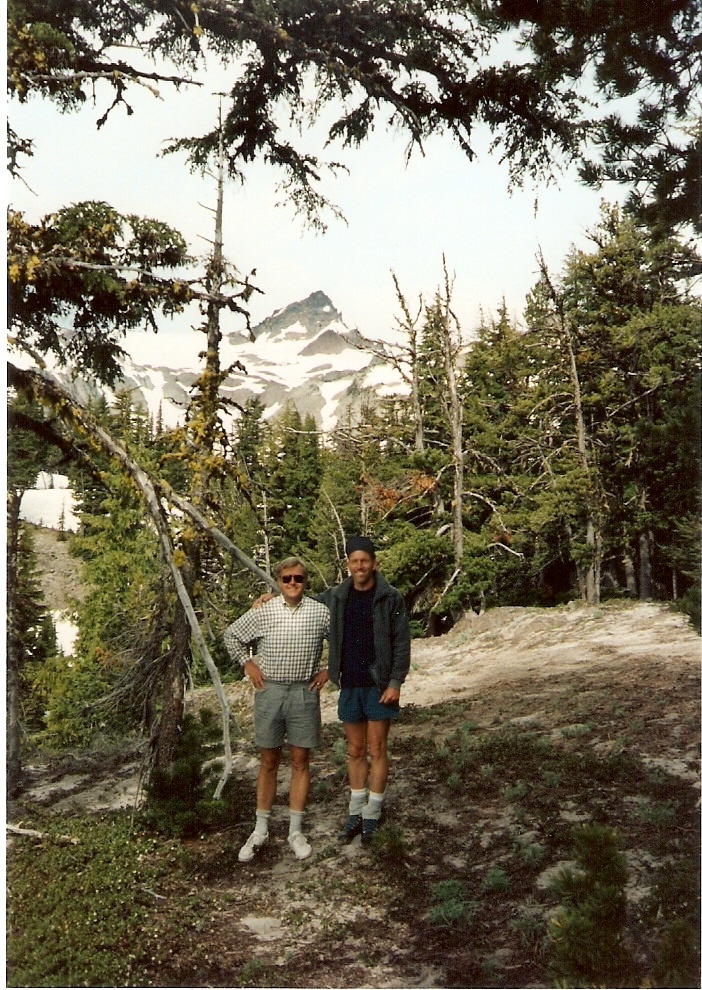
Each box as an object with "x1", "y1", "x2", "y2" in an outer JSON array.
[{"x1": 338, "y1": 685, "x2": 400, "y2": 724}]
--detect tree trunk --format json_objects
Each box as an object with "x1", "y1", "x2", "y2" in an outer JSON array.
[
  {"x1": 623, "y1": 553, "x2": 638, "y2": 596},
  {"x1": 153, "y1": 114, "x2": 223, "y2": 779},
  {"x1": 6, "y1": 491, "x2": 23, "y2": 796},
  {"x1": 438, "y1": 265, "x2": 464, "y2": 568},
  {"x1": 261, "y1": 490, "x2": 271, "y2": 575},
  {"x1": 542, "y1": 258, "x2": 604, "y2": 607},
  {"x1": 152, "y1": 603, "x2": 188, "y2": 772},
  {"x1": 574, "y1": 557, "x2": 587, "y2": 602},
  {"x1": 558, "y1": 280, "x2": 602, "y2": 605},
  {"x1": 639, "y1": 531, "x2": 653, "y2": 600},
  {"x1": 584, "y1": 517, "x2": 602, "y2": 606},
  {"x1": 566, "y1": 330, "x2": 602, "y2": 605},
  {"x1": 411, "y1": 370, "x2": 425, "y2": 454}
]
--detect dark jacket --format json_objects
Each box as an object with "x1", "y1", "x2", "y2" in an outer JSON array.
[{"x1": 316, "y1": 573, "x2": 411, "y2": 692}]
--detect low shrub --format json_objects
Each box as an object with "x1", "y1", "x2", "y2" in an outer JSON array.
[
  {"x1": 547, "y1": 823, "x2": 631, "y2": 985},
  {"x1": 142, "y1": 709, "x2": 245, "y2": 837},
  {"x1": 7, "y1": 815, "x2": 166, "y2": 987},
  {"x1": 425, "y1": 879, "x2": 477, "y2": 929}
]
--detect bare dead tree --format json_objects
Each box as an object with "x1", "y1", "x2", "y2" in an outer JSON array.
[
  {"x1": 537, "y1": 252, "x2": 604, "y2": 605},
  {"x1": 436, "y1": 259, "x2": 466, "y2": 568},
  {"x1": 353, "y1": 272, "x2": 425, "y2": 453},
  {"x1": 7, "y1": 363, "x2": 277, "y2": 799}
]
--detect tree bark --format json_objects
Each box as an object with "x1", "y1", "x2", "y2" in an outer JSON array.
[
  {"x1": 623, "y1": 553, "x2": 638, "y2": 596},
  {"x1": 6, "y1": 490, "x2": 23, "y2": 796},
  {"x1": 437, "y1": 263, "x2": 465, "y2": 568},
  {"x1": 7, "y1": 824, "x2": 80, "y2": 844},
  {"x1": 152, "y1": 604, "x2": 188, "y2": 773},
  {"x1": 639, "y1": 531, "x2": 653, "y2": 600}
]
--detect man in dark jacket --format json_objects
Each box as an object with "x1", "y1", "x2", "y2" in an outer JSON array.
[{"x1": 316, "y1": 536, "x2": 410, "y2": 845}]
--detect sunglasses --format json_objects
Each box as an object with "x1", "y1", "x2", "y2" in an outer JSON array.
[{"x1": 280, "y1": 574, "x2": 305, "y2": 584}]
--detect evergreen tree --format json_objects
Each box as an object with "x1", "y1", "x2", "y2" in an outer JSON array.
[
  {"x1": 7, "y1": 393, "x2": 65, "y2": 788},
  {"x1": 520, "y1": 207, "x2": 701, "y2": 605},
  {"x1": 262, "y1": 405, "x2": 322, "y2": 563},
  {"x1": 557, "y1": 208, "x2": 702, "y2": 600},
  {"x1": 486, "y1": 1, "x2": 702, "y2": 235},
  {"x1": 8, "y1": 202, "x2": 193, "y2": 385},
  {"x1": 10, "y1": 2, "x2": 698, "y2": 233},
  {"x1": 457, "y1": 305, "x2": 538, "y2": 606},
  {"x1": 524, "y1": 262, "x2": 608, "y2": 605},
  {"x1": 50, "y1": 427, "x2": 165, "y2": 745},
  {"x1": 420, "y1": 274, "x2": 466, "y2": 567},
  {"x1": 6, "y1": 514, "x2": 59, "y2": 791}
]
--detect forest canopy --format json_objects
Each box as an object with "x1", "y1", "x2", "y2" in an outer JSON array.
[{"x1": 8, "y1": 0, "x2": 702, "y2": 232}]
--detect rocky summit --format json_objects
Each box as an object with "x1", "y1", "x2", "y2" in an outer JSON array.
[{"x1": 62, "y1": 291, "x2": 403, "y2": 434}]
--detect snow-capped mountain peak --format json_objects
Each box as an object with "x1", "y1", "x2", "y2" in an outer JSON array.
[{"x1": 57, "y1": 291, "x2": 403, "y2": 435}]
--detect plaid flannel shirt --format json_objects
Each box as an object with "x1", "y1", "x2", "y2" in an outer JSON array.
[{"x1": 223, "y1": 595, "x2": 330, "y2": 682}]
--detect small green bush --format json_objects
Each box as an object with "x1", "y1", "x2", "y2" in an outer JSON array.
[
  {"x1": 632, "y1": 798, "x2": 678, "y2": 828},
  {"x1": 142, "y1": 709, "x2": 244, "y2": 837},
  {"x1": 370, "y1": 823, "x2": 410, "y2": 861},
  {"x1": 647, "y1": 860, "x2": 701, "y2": 988},
  {"x1": 518, "y1": 841, "x2": 547, "y2": 868},
  {"x1": 425, "y1": 879, "x2": 476, "y2": 929},
  {"x1": 679, "y1": 583, "x2": 701, "y2": 633},
  {"x1": 239, "y1": 957, "x2": 275, "y2": 986},
  {"x1": 547, "y1": 823, "x2": 631, "y2": 985},
  {"x1": 482, "y1": 865, "x2": 510, "y2": 894}
]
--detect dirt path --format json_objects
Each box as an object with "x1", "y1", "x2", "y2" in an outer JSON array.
[{"x1": 398, "y1": 600, "x2": 699, "y2": 709}]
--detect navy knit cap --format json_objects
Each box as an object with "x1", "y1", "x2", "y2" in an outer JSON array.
[{"x1": 345, "y1": 535, "x2": 375, "y2": 557}]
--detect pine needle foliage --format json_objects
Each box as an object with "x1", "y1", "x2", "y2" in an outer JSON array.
[
  {"x1": 547, "y1": 824, "x2": 630, "y2": 985},
  {"x1": 142, "y1": 709, "x2": 242, "y2": 838}
]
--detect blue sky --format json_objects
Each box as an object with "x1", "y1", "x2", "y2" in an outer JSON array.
[{"x1": 8, "y1": 52, "x2": 625, "y2": 351}]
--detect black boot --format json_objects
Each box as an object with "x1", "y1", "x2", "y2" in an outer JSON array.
[
  {"x1": 361, "y1": 817, "x2": 380, "y2": 845},
  {"x1": 338, "y1": 814, "x2": 363, "y2": 843}
]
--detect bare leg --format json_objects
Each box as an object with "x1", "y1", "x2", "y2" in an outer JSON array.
[
  {"x1": 288, "y1": 745, "x2": 311, "y2": 812},
  {"x1": 343, "y1": 721, "x2": 369, "y2": 790},
  {"x1": 256, "y1": 747, "x2": 282, "y2": 810},
  {"x1": 367, "y1": 719, "x2": 391, "y2": 794}
]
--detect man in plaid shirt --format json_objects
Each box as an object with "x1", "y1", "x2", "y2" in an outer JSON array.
[{"x1": 223, "y1": 556, "x2": 329, "y2": 862}]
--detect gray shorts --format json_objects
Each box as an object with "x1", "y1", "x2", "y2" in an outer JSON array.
[{"x1": 253, "y1": 681, "x2": 322, "y2": 750}]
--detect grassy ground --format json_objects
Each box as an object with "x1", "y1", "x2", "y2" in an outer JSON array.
[{"x1": 7, "y1": 607, "x2": 700, "y2": 988}]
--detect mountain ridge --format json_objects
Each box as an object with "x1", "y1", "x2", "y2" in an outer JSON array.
[{"x1": 88, "y1": 290, "x2": 402, "y2": 433}]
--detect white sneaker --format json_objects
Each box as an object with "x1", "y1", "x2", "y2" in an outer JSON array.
[
  {"x1": 288, "y1": 831, "x2": 312, "y2": 860},
  {"x1": 238, "y1": 830, "x2": 268, "y2": 863}
]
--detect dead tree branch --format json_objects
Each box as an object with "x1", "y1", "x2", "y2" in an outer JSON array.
[{"x1": 8, "y1": 362, "x2": 242, "y2": 798}]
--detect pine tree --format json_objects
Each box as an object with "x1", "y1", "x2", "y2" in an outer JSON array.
[
  {"x1": 7, "y1": 393, "x2": 65, "y2": 788},
  {"x1": 457, "y1": 305, "x2": 536, "y2": 605},
  {"x1": 6, "y1": 513, "x2": 59, "y2": 791},
  {"x1": 262, "y1": 404, "x2": 322, "y2": 563},
  {"x1": 522, "y1": 206, "x2": 702, "y2": 605},
  {"x1": 558, "y1": 208, "x2": 702, "y2": 600}
]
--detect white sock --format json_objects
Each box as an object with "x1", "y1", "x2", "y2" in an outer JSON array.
[
  {"x1": 255, "y1": 810, "x2": 270, "y2": 836},
  {"x1": 349, "y1": 788, "x2": 367, "y2": 816},
  {"x1": 363, "y1": 790, "x2": 385, "y2": 820},
  {"x1": 289, "y1": 810, "x2": 304, "y2": 836}
]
